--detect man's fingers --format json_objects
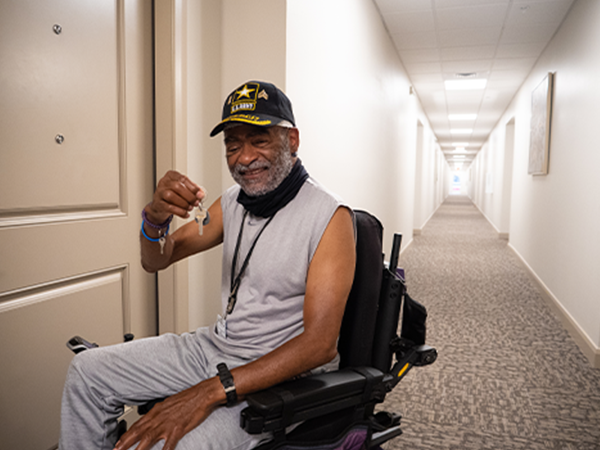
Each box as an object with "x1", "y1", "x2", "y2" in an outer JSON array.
[
  {"x1": 155, "y1": 171, "x2": 205, "y2": 217},
  {"x1": 164, "y1": 171, "x2": 203, "y2": 200},
  {"x1": 161, "y1": 190, "x2": 195, "y2": 217},
  {"x1": 162, "y1": 426, "x2": 185, "y2": 450},
  {"x1": 114, "y1": 422, "x2": 161, "y2": 450},
  {"x1": 181, "y1": 177, "x2": 205, "y2": 202}
]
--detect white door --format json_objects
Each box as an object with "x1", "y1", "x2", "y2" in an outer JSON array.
[{"x1": 0, "y1": 1, "x2": 156, "y2": 448}]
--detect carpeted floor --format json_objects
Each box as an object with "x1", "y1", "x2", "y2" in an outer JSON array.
[{"x1": 380, "y1": 195, "x2": 600, "y2": 450}]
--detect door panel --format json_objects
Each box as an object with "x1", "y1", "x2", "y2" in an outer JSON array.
[
  {"x1": 0, "y1": 1, "x2": 155, "y2": 448},
  {"x1": 0, "y1": 0, "x2": 121, "y2": 215},
  {"x1": 0, "y1": 268, "x2": 125, "y2": 450}
]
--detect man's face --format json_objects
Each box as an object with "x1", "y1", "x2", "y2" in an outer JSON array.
[{"x1": 224, "y1": 124, "x2": 299, "y2": 196}]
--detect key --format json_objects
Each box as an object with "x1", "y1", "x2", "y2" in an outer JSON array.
[
  {"x1": 159, "y1": 236, "x2": 166, "y2": 255},
  {"x1": 195, "y1": 205, "x2": 210, "y2": 235}
]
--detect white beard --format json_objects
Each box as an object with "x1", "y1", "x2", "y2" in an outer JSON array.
[{"x1": 231, "y1": 140, "x2": 294, "y2": 196}]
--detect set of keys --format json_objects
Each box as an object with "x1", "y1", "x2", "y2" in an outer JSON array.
[{"x1": 157, "y1": 191, "x2": 210, "y2": 255}]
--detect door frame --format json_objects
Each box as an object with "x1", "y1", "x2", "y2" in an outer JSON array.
[{"x1": 154, "y1": 0, "x2": 190, "y2": 334}]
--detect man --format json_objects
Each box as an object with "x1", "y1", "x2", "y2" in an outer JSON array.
[{"x1": 59, "y1": 81, "x2": 356, "y2": 450}]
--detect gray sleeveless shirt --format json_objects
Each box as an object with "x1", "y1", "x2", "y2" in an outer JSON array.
[{"x1": 209, "y1": 178, "x2": 346, "y2": 362}]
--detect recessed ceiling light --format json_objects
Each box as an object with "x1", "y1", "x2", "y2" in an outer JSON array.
[
  {"x1": 445, "y1": 79, "x2": 487, "y2": 90},
  {"x1": 454, "y1": 155, "x2": 466, "y2": 159},
  {"x1": 452, "y1": 142, "x2": 469, "y2": 147},
  {"x1": 451, "y1": 128, "x2": 473, "y2": 135},
  {"x1": 449, "y1": 114, "x2": 477, "y2": 121}
]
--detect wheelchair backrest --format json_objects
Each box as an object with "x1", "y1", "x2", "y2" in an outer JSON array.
[{"x1": 337, "y1": 210, "x2": 384, "y2": 369}]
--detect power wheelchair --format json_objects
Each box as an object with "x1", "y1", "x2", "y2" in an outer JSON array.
[{"x1": 67, "y1": 210, "x2": 436, "y2": 449}]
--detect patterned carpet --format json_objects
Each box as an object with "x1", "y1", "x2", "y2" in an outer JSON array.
[{"x1": 379, "y1": 196, "x2": 600, "y2": 450}]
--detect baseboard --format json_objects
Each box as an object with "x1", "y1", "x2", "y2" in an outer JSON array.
[
  {"x1": 413, "y1": 199, "x2": 445, "y2": 238},
  {"x1": 472, "y1": 202, "x2": 510, "y2": 240},
  {"x1": 401, "y1": 237, "x2": 413, "y2": 254},
  {"x1": 508, "y1": 243, "x2": 600, "y2": 369}
]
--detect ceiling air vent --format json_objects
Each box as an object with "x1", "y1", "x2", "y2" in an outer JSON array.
[{"x1": 455, "y1": 72, "x2": 478, "y2": 78}]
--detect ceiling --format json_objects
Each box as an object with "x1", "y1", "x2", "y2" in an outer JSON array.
[{"x1": 373, "y1": 0, "x2": 575, "y2": 168}]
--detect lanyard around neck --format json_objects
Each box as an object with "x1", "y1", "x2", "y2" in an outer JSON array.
[{"x1": 227, "y1": 210, "x2": 275, "y2": 317}]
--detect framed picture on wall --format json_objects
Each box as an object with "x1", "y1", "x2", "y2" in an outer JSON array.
[{"x1": 528, "y1": 72, "x2": 554, "y2": 175}]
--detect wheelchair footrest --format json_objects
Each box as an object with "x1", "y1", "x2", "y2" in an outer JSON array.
[{"x1": 370, "y1": 426, "x2": 402, "y2": 448}]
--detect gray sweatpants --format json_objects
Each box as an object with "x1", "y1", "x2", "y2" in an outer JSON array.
[{"x1": 59, "y1": 328, "x2": 271, "y2": 450}]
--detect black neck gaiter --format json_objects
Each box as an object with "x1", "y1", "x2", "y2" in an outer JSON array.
[{"x1": 236, "y1": 159, "x2": 309, "y2": 218}]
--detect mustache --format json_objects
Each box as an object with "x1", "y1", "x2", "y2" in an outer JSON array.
[{"x1": 233, "y1": 160, "x2": 271, "y2": 176}]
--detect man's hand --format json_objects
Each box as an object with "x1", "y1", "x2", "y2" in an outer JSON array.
[
  {"x1": 145, "y1": 170, "x2": 205, "y2": 224},
  {"x1": 140, "y1": 171, "x2": 223, "y2": 273},
  {"x1": 114, "y1": 378, "x2": 224, "y2": 450}
]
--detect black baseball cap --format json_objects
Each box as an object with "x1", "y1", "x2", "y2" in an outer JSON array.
[{"x1": 210, "y1": 81, "x2": 296, "y2": 137}]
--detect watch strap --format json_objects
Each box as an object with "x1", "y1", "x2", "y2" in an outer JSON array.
[{"x1": 216, "y1": 363, "x2": 237, "y2": 407}]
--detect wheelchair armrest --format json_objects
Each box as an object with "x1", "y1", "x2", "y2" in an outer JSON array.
[{"x1": 241, "y1": 367, "x2": 385, "y2": 434}]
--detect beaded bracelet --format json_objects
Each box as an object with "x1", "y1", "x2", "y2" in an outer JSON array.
[{"x1": 141, "y1": 205, "x2": 173, "y2": 230}]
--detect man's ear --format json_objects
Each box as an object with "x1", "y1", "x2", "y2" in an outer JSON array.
[{"x1": 288, "y1": 128, "x2": 300, "y2": 154}]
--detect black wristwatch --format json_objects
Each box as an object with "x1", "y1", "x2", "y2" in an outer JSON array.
[{"x1": 216, "y1": 363, "x2": 237, "y2": 407}]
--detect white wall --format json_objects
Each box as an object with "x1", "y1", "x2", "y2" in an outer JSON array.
[
  {"x1": 469, "y1": 120, "x2": 513, "y2": 237},
  {"x1": 414, "y1": 121, "x2": 447, "y2": 232},
  {"x1": 186, "y1": 0, "x2": 224, "y2": 329},
  {"x1": 286, "y1": 0, "x2": 437, "y2": 252},
  {"x1": 470, "y1": 0, "x2": 600, "y2": 362}
]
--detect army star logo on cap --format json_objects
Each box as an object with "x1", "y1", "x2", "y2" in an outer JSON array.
[
  {"x1": 236, "y1": 84, "x2": 255, "y2": 99},
  {"x1": 231, "y1": 83, "x2": 260, "y2": 114}
]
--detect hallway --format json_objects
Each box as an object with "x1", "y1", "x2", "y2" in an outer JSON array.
[{"x1": 382, "y1": 196, "x2": 600, "y2": 450}]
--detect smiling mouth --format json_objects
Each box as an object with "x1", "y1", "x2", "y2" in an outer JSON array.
[
  {"x1": 238, "y1": 166, "x2": 270, "y2": 182},
  {"x1": 241, "y1": 167, "x2": 266, "y2": 176}
]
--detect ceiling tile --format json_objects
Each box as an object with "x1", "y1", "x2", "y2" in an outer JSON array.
[
  {"x1": 398, "y1": 48, "x2": 441, "y2": 63},
  {"x1": 500, "y1": 24, "x2": 559, "y2": 45},
  {"x1": 441, "y1": 59, "x2": 493, "y2": 74},
  {"x1": 410, "y1": 72, "x2": 445, "y2": 83},
  {"x1": 488, "y1": 70, "x2": 530, "y2": 88},
  {"x1": 438, "y1": 26, "x2": 503, "y2": 47},
  {"x1": 435, "y1": 0, "x2": 509, "y2": 7},
  {"x1": 507, "y1": 0, "x2": 575, "y2": 26},
  {"x1": 383, "y1": 10, "x2": 435, "y2": 33},
  {"x1": 495, "y1": 41, "x2": 547, "y2": 58},
  {"x1": 413, "y1": 80, "x2": 446, "y2": 93},
  {"x1": 374, "y1": 0, "x2": 433, "y2": 14},
  {"x1": 445, "y1": 91, "x2": 484, "y2": 109},
  {"x1": 403, "y1": 61, "x2": 443, "y2": 74},
  {"x1": 491, "y1": 57, "x2": 537, "y2": 70},
  {"x1": 440, "y1": 45, "x2": 496, "y2": 61},
  {"x1": 446, "y1": 104, "x2": 480, "y2": 115},
  {"x1": 391, "y1": 31, "x2": 438, "y2": 50},
  {"x1": 434, "y1": 4, "x2": 510, "y2": 30}
]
